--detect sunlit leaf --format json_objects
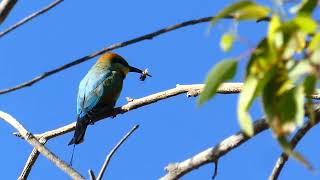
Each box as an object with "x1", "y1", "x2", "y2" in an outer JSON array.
[
  {"x1": 268, "y1": 14, "x2": 283, "y2": 49},
  {"x1": 237, "y1": 76, "x2": 259, "y2": 136},
  {"x1": 288, "y1": 60, "x2": 312, "y2": 81},
  {"x1": 220, "y1": 33, "x2": 234, "y2": 52},
  {"x1": 294, "y1": 16, "x2": 317, "y2": 34},
  {"x1": 234, "y1": 3, "x2": 271, "y2": 20},
  {"x1": 198, "y1": 59, "x2": 237, "y2": 106},
  {"x1": 293, "y1": 85, "x2": 305, "y2": 126},
  {"x1": 211, "y1": 1, "x2": 270, "y2": 26},
  {"x1": 308, "y1": 33, "x2": 320, "y2": 63},
  {"x1": 308, "y1": 32, "x2": 320, "y2": 51}
]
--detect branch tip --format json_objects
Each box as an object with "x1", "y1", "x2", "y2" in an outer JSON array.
[{"x1": 126, "y1": 97, "x2": 134, "y2": 102}]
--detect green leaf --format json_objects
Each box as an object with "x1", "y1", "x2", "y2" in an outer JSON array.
[
  {"x1": 220, "y1": 33, "x2": 234, "y2": 52},
  {"x1": 262, "y1": 74, "x2": 305, "y2": 136},
  {"x1": 274, "y1": 17, "x2": 316, "y2": 58},
  {"x1": 298, "y1": 0, "x2": 318, "y2": 17},
  {"x1": 235, "y1": 3, "x2": 271, "y2": 20},
  {"x1": 288, "y1": 60, "x2": 312, "y2": 81},
  {"x1": 282, "y1": 30, "x2": 307, "y2": 59},
  {"x1": 262, "y1": 75, "x2": 281, "y2": 132},
  {"x1": 308, "y1": 32, "x2": 320, "y2": 51},
  {"x1": 246, "y1": 38, "x2": 276, "y2": 77},
  {"x1": 308, "y1": 33, "x2": 320, "y2": 64},
  {"x1": 294, "y1": 16, "x2": 317, "y2": 34},
  {"x1": 198, "y1": 59, "x2": 237, "y2": 106},
  {"x1": 303, "y1": 75, "x2": 317, "y2": 96},
  {"x1": 268, "y1": 14, "x2": 283, "y2": 49},
  {"x1": 277, "y1": 136, "x2": 313, "y2": 170},
  {"x1": 293, "y1": 85, "x2": 305, "y2": 126},
  {"x1": 303, "y1": 75, "x2": 317, "y2": 123},
  {"x1": 311, "y1": 50, "x2": 320, "y2": 64},
  {"x1": 237, "y1": 76, "x2": 259, "y2": 136},
  {"x1": 211, "y1": 1, "x2": 270, "y2": 26},
  {"x1": 276, "y1": 86, "x2": 304, "y2": 133}
]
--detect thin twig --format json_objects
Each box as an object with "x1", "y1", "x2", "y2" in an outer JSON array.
[
  {"x1": 0, "y1": 15, "x2": 234, "y2": 95},
  {"x1": 15, "y1": 83, "x2": 241, "y2": 179},
  {"x1": 0, "y1": 0, "x2": 63, "y2": 38},
  {"x1": 0, "y1": 111, "x2": 85, "y2": 180},
  {"x1": 88, "y1": 169, "x2": 96, "y2": 180},
  {"x1": 268, "y1": 119, "x2": 318, "y2": 180},
  {"x1": 96, "y1": 125, "x2": 140, "y2": 180},
  {"x1": 0, "y1": 0, "x2": 17, "y2": 24},
  {"x1": 212, "y1": 160, "x2": 218, "y2": 179}
]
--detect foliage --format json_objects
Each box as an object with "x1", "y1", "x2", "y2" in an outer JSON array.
[
  {"x1": 199, "y1": 0, "x2": 319, "y2": 168},
  {"x1": 198, "y1": 59, "x2": 237, "y2": 106}
]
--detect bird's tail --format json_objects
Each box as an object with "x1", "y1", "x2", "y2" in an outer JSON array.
[
  {"x1": 68, "y1": 116, "x2": 90, "y2": 145},
  {"x1": 69, "y1": 144, "x2": 76, "y2": 166}
]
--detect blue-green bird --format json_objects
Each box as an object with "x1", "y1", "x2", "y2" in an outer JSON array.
[{"x1": 68, "y1": 52, "x2": 149, "y2": 145}]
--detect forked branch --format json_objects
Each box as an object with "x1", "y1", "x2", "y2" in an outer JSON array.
[{"x1": 0, "y1": 111, "x2": 85, "y2": 180}]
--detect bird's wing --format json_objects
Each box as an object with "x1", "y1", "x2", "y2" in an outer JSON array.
[
  {"x1": 77, "y1": 69, "x2": 112, "y2": 116},
  {"x1": 77, "y1": 69, "x2": 123, "y2": 118}
]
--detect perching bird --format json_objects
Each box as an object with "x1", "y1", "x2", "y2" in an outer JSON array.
[{"x1": 68, "y1": 52, "x2": 150, "y2": 145}]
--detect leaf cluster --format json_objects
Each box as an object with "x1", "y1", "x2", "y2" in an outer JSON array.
[{"x1": 199, "y1": 0, "x2": 319, "y2": 168}]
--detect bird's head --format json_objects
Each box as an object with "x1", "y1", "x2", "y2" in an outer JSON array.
[{"x1": 96, "y1": 52, "x2": 148, "y2": 78}]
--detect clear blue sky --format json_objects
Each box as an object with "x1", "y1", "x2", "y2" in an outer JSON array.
[{"x1": 1, "y1": 0, "x2": 320, "y2": 179}]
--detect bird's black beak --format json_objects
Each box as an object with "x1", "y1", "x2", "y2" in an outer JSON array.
[
  {"x1": 129, "y1": 66, "x2": 143, "y2": 74},
  {"x1": 129, "y1": 65, "x2": 152, "y2": 81}
]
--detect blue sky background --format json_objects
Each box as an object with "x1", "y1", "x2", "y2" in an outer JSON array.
[{"x1": 1, "y1": 0, "x2": 320, "y2": 179}]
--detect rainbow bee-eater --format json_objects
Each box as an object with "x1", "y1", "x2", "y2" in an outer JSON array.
[{"x1": 68, "y1": 52, "x2": 150, "y2": 145}]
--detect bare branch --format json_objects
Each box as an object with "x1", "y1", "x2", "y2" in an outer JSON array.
[
  {"x1": 12, "y1": 83, "x2": 320, "y2": 179},
  {"x1": 0, "y1": 0, "x2": 17, "y2": 24},
  {"x1": 24, "y1": 83, "x2": 243, "y2": 140},
  {"x1": 268, "y1": 119, "x2": 319, "y2": 180},
  {"x1": 14, "y1": 83, "x2": 240, "y2": 178},
  {"x1": 14, "y1": 83, "x2": 319, "y2": 179},
  {"x1": 96, "y1": 125, "x2": 139, "y2": 180},
  {"x1": 0, "y1": 0, "x2": 63, "y2": 38},
  {"x1": 160, "y1": 118, "x2": 269, "y2": 180},
  {"x1": 0, "y1": 15, "x2": 234, "y2": 95},
  {"x1": 18, "y1": 137, "x2": 47, "y2": 180},
  {"x1": 0, "y1": 111, "x2": 85, "y2": 180},
  {"x1": 160, "y1": 105, "x2": 320, "y2": 180}
]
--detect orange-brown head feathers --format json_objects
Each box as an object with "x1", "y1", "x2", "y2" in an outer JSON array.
[
  {"x1": 96, "y1": 52, "x2": 144, "y2": 77},
  {"x1": 98, "y1": 52, "x2": 125, "y2": 63}
]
